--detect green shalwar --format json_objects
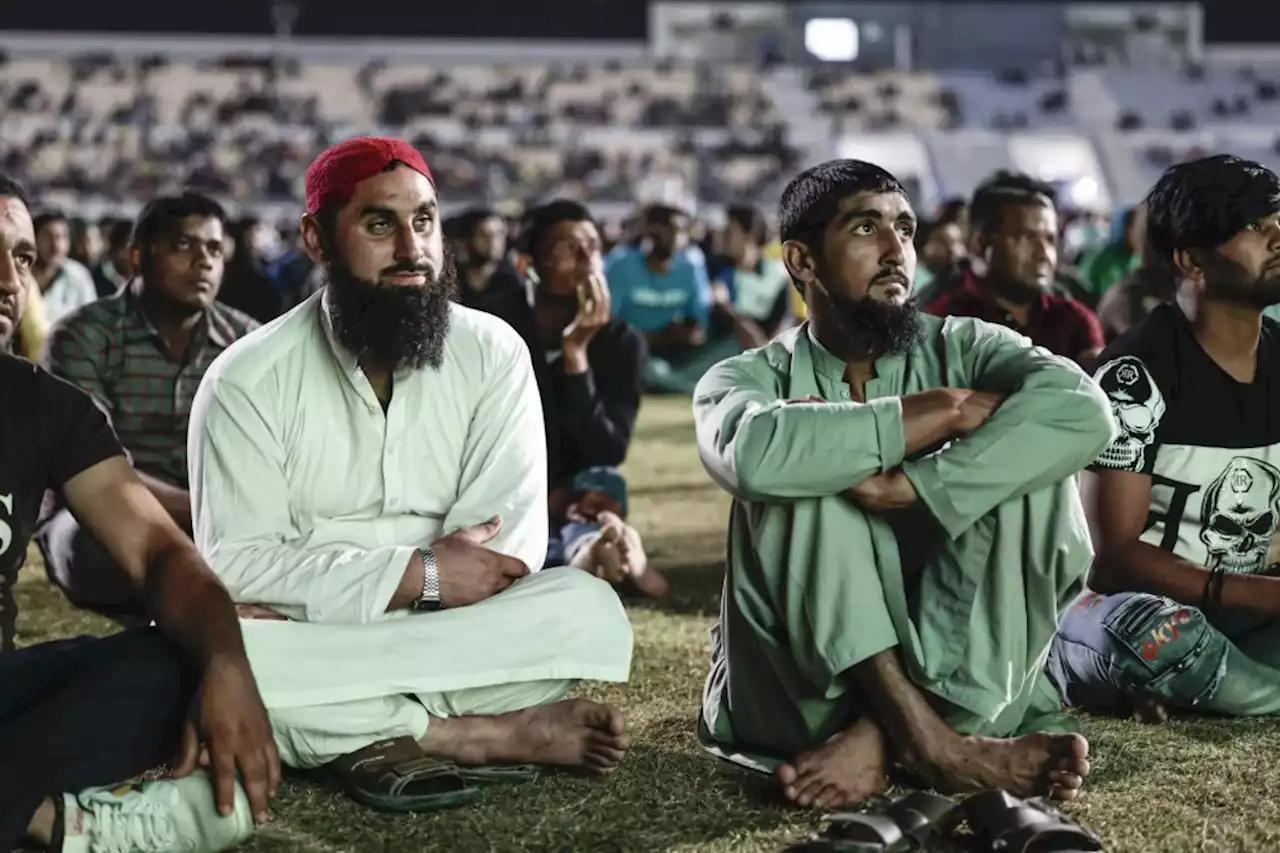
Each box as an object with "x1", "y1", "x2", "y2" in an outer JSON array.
[{"x1": 691, "y1": 315, "x2": 1116, "y2": 772}]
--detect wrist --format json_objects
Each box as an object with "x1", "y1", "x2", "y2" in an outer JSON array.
[{"x1": 561, "y1": 347, "x2": 590, "y2": 374}]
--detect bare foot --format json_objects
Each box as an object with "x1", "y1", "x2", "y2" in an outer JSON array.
[
  {"x1": 916, "y1": 731, "x2": 1091, "y2": 802},
  {"x1": 610, "y1": 518, "x2": 668, "y2": 598},
  {"x1": 420, "y1": 699, "x2": 631, "y2": 775},
  {"x1": 1131, "y1": 694, "x2": 1168, "y2": 724},
  {"x1": 776, "y1": 716, "x2": 890, "y2": 810}
]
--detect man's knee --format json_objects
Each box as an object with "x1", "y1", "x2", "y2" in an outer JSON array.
[
  {"x1": 527, "y1": 567, "x2": 633, "y2": 650},
  {"x1": 1058, "y1": 592, "x2": 1228, "y2": 707}
]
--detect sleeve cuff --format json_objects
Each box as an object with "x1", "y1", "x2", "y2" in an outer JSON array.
[
  {"x1": 364, "y1": 546, "x2": 421, "y2": 622},
  {"x1": 868, "y1": 396, "x2": 906, "y2": 472},
  {"x1": 901, "y1": 455, "x2": 966, "y2": 540}
]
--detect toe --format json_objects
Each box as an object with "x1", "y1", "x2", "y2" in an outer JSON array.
[{"x1": 777, "y1": 764, "x2": 799, "y2": 786}]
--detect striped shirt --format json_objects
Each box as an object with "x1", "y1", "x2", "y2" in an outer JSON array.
[{"x1": 43, "y1": 288, "x2": 259, "y2": 488}]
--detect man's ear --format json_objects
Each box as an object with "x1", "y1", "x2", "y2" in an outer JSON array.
[
  {"x1": 299, "y1": 214, "x2": 329, "y2": 265},
  {"x1": 1173, "y1": 247, "x2": 1204, "y2": 285},
  {"x1": 782, "y1": 239, "x2": 819, "y2": 293}
]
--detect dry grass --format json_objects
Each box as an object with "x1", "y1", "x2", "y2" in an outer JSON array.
[{"x1": 18, "y1": 396, "x2": 1280, "y2": 852}]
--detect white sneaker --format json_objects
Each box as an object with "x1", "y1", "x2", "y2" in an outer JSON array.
[{"x1": 60, "y1": 769, "x2": 254, "y2": 853}]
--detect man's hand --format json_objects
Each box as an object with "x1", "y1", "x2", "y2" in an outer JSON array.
[
  {"x1": 235, "y1": 603, "x2": 289, "y2": 621},
  {"x1": 846, "y1": 471, "x2": 919, "y2": 511},
  {"x1": 173, "y1": 657, "x2": 279, "y2": 826},
  {"x1": 711, "y1": 281, "x2": 732, "y2": 306},
  {"x1": 433, "y1": 515, "x2": 531, "y2": 608},
  {"x1": 562, "y1": 273, "x2": 611, "y2": 354},
  {"x1": 955, "y1": 391, "x2": 1006, "y2": 433}
]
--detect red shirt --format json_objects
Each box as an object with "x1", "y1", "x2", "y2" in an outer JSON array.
[{"x1": 924, "y1": 273, "x2": 1104, "y2": 362}]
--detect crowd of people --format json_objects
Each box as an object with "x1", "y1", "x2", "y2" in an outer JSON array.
[{"x1": 1, "y1": 134, "x2": 1279, "y2": 853}]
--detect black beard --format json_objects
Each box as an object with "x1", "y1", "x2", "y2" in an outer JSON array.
[
  {"x1": 325, "y1": 249, "x2": 459, "y2": 373},
  {"x1": 823, "y1": 293, "x2": 923, "y2": 358},
  {"x1": 1201, "y1": 250, "x2": 1280, "y2": 308}
]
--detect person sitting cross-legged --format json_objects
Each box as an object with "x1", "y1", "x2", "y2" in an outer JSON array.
[
  {"x1": 188, "y1": 138, "x2": 635, "y2": 813},
  {"x1": 693, "y1": 159, "x2": 1114, "y2": 811},
  {"x1": 1048, "y1": 155, "x2": 1280, "y2": 723}
]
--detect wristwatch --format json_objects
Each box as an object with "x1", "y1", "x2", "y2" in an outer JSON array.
[{"x1": 411, "y1": 548, "x2": 442, "y2": 612}]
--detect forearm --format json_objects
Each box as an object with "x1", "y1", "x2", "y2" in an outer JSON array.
[
  {"x1": 137, "y1": 470, "x2": 192, "y2": 532},
  {"x1": 1092, "y1": 540, "x2": 1280, "y2": 616},
  {"x1": 144, "y1": 537, "x2": 247, "y2": 665},
  {"x1": 903, "y1": 365, "x2": 1114, "y2": 539}
]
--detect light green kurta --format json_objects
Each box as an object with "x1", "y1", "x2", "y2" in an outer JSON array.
[{"x1": 692, "y1": 315, "x2": 1116, "y2": 769}]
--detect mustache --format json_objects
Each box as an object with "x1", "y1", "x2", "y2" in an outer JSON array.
[
  {"x1": 379, "y1": 261, "x2": 435, "y2": 277},
  {"x1": 871, "y1": 268, "x2": 910, "y2": 286}
]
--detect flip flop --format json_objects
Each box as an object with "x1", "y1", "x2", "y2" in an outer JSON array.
[
  {"x1": 455, "y1": 763, "x2": 539, "y2": 785},
  {"x1": 960, "y1": 789, "x2": 1104, "y2": 852},
  {"x1": 317, "y1": 736, "x2": 479, "y2": 813},
  {"x1": 785, "y1": 791, "x2": 960, "y2": 852}
]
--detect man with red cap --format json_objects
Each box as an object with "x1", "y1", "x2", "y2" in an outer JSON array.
[{"x1": 187, "y1": 137, "x2": 634, "y2": 813}]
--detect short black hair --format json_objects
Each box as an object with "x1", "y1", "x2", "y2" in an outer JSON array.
[
  {"x1": 1144, "y1": 154, "x2": 1280, "y2": 265},
  {"x1": 968, "y1": 171, "x2": 1057, "y2": 239},
  {"x1": 456, "y1": 207, "x2": 502, "y2": 241},
  {"x1": 518, "y1": 199, "x2": 596, "y2": 264},
  {"x1": 778, "y1": 159, "x2": 907, "y2": 291},
  {"x1": 725, "y1": 204, "x2": 768, "y2": 243},
  {"x1": 936, "y1": 197, "x2": 968, "y2": 225},
  {"x1": 32, "y1": 210, "x2": 69, "y2": 235},
  {"x1": 643, "y1": 204, "x2": 687, "y2": 227},
  {"x1": 104, "y1": 218, "x2": 133, "y2": 252},
  {"x1": 131, "y1": 192, "x2": 228, "y2": 254},
  {"x1": 0, "y1": 174, "x2": 30, "y2": 210}
]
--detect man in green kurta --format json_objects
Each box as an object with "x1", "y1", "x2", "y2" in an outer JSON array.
[{"x1": 693, "y1": 159, "x2": 1116, "y2": 812}]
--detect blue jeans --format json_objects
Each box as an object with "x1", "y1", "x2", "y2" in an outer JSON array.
[{"x1": 1047, "y1": 590, "x2": 1280, "y2": 716}]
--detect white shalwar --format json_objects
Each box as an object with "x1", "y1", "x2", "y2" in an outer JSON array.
[{"x1": 187, "y1": 290, "x2": 634, "y2": 768}]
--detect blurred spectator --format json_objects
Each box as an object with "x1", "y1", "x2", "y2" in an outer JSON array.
[
  {"x1": 708, "y1": 204, "x2": 792, "y2": 348},
  {"x1": 69, "y1": 217, "x2": 103, "y2": 269},
  {"x1": 91, "y1": 218, "x2": 136, "y2": 298},
  {"x1": 219, "y1": 216, "x2": 286, "y2": 323},
  {"x1": 605, "y1": 204, "x2": 713, "y2": 394},
  {"x1": 1077, "y1": 204, "x2": 1146, "y2": 308},
  {"x1": 31, "y1": 211, "x2": 97, "y2": 325},
  {"x1": 925, "y1": 171, "x2": 1105, "y2": 368},
  {"x1": 913, "y1": 213, "x2": 968, "y2": 294},
  {"x1": 454, "y1": 207, "x2": 526, "y2": 314}
]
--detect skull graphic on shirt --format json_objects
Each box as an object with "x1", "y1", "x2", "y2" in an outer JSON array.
[
  {"x1": 1200, "y1": 457, "x2": 1280, "y2": 573},
  {"x1": 1094, "y1": 356, "x2": 1167, "y2": 471}
]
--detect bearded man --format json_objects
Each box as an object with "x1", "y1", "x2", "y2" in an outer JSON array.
[
  {"x1": 692, "y1": 160, "x2": 1114, "y2": 811},
  {"x1": 1048, "y1": 155, "x2": 1280, "y2": 725},
  {"x1": 187, "y1": 137, "x2": 633, "y2": 814}
]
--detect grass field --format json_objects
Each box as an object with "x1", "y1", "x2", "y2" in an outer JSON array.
[{"x1": 17, "y1": 395, "x2": 1280, "y2": 852}]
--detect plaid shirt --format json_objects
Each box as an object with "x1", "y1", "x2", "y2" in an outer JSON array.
[{"x1": 43, "y1": 288, "x2": 259, "y2": 488}]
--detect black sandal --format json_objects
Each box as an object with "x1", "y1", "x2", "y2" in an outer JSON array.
[
  {"x1": 785, "y1": 791, "x2": 960, "y2": 852},
  {"x1": 960, "y1": 790, "x2": 1104, "y2": 852}
]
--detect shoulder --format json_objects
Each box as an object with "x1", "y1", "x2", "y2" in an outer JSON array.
[
  {"x1": 696, "y1": 326, "x2": 794, "y2": 396},
  {"x1": 443, "y1": 302, "x2": 531, "y2": 376},
  {"x1": 209, "y1": 301, "x2": 262, "y2": 337},
  {"x1": 592, "y1": 318, "x2": 647, "y2": 362},
  {"x1": 605, "y1": 248, "x2": 641, "y2": 274},
  {"x1": 1094, "y1": 304, "x2": 1178, "y2": 384},
  {"x1": 47, "y1": 294, "x2": 124, "y2": 345},
  {"x1": 64, "y1": 259, "x2": 96, "y2": 286},
  {"x1": 0, "y1": 354, "x2": 95, "y2": 411},
  {"x1": 200, "y1": 293, "x2": 322, "y2": 397},
  {"x1": 936, "y1": 312, "x2": 1020, "y2": 348}
]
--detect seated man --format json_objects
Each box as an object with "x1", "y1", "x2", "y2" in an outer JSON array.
[
  {"x1": 709, "y1": 204, "x2": 794, "y2": 349},
  {"x1": 0, "y1": 177, "x2": 272, "y2": 852},
  {"x1": 1048, "y1": 155, "x2": 1280, "y2": 722},
  {"x1": 188, "y1": 138, "x2": 634, "y2": 813},
  {"x1": 606, "y1": 204, "x2": 720, "y2": 394},
  {"x1": 923, "y1": 171, "x2": 1105, "y2": 369},
  {"x1": 693, "y1": 159, "x2": 1113, "y2": 811},
  {"x1": 31, "y1": 211, "x2": 98, "y2": 326},
  {"x1": 516, "y1": 200, "x2": 666, "y2": 596},
  {"x1": 39, "y1": 193, "x2": 259, "y2": 622}
]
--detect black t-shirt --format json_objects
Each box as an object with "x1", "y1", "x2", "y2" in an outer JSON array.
[
  {"x1": 0, "y1": 355, "x2": 123, "y2": 648},
  {"x1": 1092, "y1": 303, "x2": 1280, "y2": 575}
]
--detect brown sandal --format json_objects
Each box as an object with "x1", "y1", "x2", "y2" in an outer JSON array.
[{"x1": 318, "y1": 736, "x2": 479, "y2": 813}]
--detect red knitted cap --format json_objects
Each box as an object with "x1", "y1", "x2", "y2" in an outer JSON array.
[{"x1": 304, "y1": 137, "x2": 434, "y2": 215}]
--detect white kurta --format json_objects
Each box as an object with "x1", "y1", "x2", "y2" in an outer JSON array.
[{"x1": 187, "y1": 290, "x2": 633, "y2": 767}]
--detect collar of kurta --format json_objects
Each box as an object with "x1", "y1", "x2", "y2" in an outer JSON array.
[{"x1": 800, "y1": 321, "x2": 908, "y2": 388}]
